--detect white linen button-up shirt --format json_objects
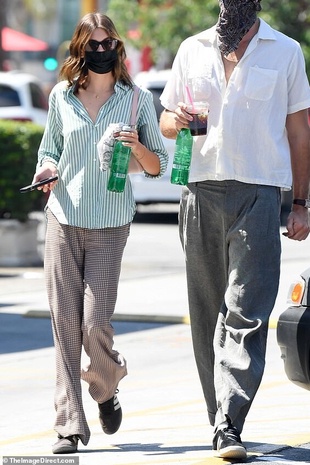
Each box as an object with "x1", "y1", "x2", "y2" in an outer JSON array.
[{"x1": 160, "y1": 19, "x2": 310, "y2": 188}]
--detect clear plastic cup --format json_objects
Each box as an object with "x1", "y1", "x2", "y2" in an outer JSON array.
[{"x1": 187, "y1": 102, "x2": 209, "y2": 136}]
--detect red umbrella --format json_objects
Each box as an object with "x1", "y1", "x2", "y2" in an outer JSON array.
[{"x1": 1, "y1": 27, "x2": 48, "y2": 51}]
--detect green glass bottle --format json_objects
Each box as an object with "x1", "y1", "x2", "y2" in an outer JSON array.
[
  {"x1": 170, "y1": 128, "x2": 193, "y2": 185},
  {"x1": 107, "y1": 126, "x2": 132, "y2": 193}
]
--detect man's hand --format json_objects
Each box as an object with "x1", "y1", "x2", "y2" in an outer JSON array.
[
  {"x1": 174, "y1": 102, "x2": 193, "y2": 131},
  {"x1": 285, "y1": 109, "x2": 310, "y2": 241},
  {"x1": 284, "y1": 206, "x2": 310, "y2": 241},
  {"x1": 160, "y1": 103, "x2": 193, "y2": 139}
]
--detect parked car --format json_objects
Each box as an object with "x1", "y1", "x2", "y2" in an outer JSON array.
[
  {"x1": 131, "y1": 69, "x2": 182, "y2": 204},
  {"x1": 277, "y1": 267, "x2": 310, "y2": 391},
  {"x1": 0, "y1": 71, "x2": 48, "y2": 126}
]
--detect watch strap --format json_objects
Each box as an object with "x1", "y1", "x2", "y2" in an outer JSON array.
[{"x1": 293, "y1": 198, "x2": 310, "y2": 208}]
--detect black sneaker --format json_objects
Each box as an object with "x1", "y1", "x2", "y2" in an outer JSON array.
[
  {"x1": 212, "y1": 421, "x2": 247, "y2": 459},
  {"x1": 98, "y1": 392, "x2": 122, "y2": 435},
  {"x1": 52, "y1": 435, "x2": 79, "y2": 454}
]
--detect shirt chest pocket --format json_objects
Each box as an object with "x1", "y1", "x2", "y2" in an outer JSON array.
[{"x1": 244, "y1": 66, "x2": 278, "y2": 101}]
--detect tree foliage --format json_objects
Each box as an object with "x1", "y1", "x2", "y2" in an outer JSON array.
[
  {"x1": 107, "y1": 0, "x2": 310, "y2": 75},
  {"x1": 260, "y1": 0, "x2": 310, "y2": 71},
  {"x1": 107, "y1": 0, "x2": 220, "y2": 66},
  {"x1": 0, "y1": 121, "x2": 45, "y2": 221}
]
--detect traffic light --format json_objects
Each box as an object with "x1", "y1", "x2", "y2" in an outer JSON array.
[{"x1": 43, "y1": 57, "x2": 58, "y2": 71}]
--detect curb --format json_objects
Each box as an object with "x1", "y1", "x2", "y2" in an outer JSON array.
[
  {"x1": 24, "y1": 309, "x2": 191, "y2": 325},
  {"x1": 24, "y1": 309, "x2": 277, "y2": 329}
]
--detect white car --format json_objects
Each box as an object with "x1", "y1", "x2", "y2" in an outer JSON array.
[
  {"x1": 0, "y1": 71, "x2": 48, "y2": 126},
  {"x1": 131, "y1": 69, "x2": 182, "y2": 204}
]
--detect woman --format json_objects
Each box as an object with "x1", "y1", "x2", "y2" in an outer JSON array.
[{"x1": 32, "y1": 12, "x2": 168, "y2": 454}]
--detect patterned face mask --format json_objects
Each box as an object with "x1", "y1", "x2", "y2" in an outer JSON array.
[{"x1": 216, "y1": 0, "x2": 262, "y2": 56}]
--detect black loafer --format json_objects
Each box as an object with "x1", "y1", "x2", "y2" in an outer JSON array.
[
  {"x1": 98, "y1": 392, "x2": 122, "y2": 435},
  {"x1": 52, "y1": 435, "x2": 79, "y2": 454}
]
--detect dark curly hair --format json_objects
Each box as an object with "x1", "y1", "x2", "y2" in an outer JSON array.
[{"x1": 252, "y1": 0, "x2": 262, "y2": 12}]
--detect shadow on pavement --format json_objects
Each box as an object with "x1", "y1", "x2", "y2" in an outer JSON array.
[
  {"x1": 247, "y1": 443, "x2": 310, "y2": 463},
  {"x1": 0, "y1": 312, "x2": 170, "y2": 354},
  {"x1": 0, "y1": 312, "x2": 54, "y2": 353},
  {"x1": 75, "y1": 442, "x2": 309, "y2": 465},
  {"x1": 76, "y1": 442, "x2": 310, "y2": 463},
  {"x1": 82, "y1": 442, "x2": 208, "y2": 455},
  {"x1": 134, "y1": 210, "x2": 178, "y2": 225}
]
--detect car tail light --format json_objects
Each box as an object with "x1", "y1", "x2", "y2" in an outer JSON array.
[{"x1": 287, "y1": 279, "x2": 305, "y2": 306}]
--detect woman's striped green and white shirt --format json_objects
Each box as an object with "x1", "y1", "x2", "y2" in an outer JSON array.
[{"x1": 38, "y1": 80, "x2": 168, "y2": 229}]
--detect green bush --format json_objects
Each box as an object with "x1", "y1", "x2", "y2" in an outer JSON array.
[{"x1": 0, "y1": 120, "x2": 45, "y2": 222}]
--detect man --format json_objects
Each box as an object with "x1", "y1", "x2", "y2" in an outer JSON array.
[{"x1": 160, "y1": 0, "x2": 310, "y2": 460}]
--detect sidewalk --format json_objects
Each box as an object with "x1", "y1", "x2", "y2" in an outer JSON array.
[
  {"x1": 0, "y1": 222, "x2": 310, "y2": 464},
  {"x1": 0, "y1": 326, "x2": 309, "y2": 464}
]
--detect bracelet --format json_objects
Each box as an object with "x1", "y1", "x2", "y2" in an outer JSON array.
[{"x1": 134, "y1": 149, "x2": 146, "y2": 161}]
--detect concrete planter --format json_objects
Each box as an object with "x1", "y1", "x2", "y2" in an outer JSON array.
[{"x1": 0, "y1": 213, "x2": 45, "y2": 267}]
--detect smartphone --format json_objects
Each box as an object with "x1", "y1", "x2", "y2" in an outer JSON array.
[{"x1": 20, "y1": 176, "x2": 58, "y2": 193}]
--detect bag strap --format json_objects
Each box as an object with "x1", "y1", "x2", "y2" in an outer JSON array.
[
  {"x1": 128, "y1": 85, "x2": 143, "y2": 174},
  {"x1": 130, "y1": 85, "x2": 139, "y2": 126}
]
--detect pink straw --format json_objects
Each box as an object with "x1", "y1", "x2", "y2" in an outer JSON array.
[{"x1": 185, "y1": 85, "x2": 195, "y2": 111}]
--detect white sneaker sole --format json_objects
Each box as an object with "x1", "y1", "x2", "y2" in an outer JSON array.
[{"x1": 215, "y1": 445, "x2": 247, "y2": 459}]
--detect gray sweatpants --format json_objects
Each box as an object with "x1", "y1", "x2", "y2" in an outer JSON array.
[
  {"x1": 179, "y1": 180, "x2": 281, "y2": 433},
  {"x1": 45, "y1": 209, "x2": 129, "y2": 445}
]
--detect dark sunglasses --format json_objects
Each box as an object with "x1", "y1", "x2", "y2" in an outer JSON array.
[{"x1": 87, "y1": 38, "x2": 118, "y2": 52}]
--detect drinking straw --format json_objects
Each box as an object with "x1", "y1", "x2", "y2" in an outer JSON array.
[{"x1": 185, "y1": 85, "x2": 195, "y2": 111}]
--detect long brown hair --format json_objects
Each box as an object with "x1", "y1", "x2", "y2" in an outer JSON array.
[{"x1": 59, "y1": 12, "x2": 133, "y2": 88}]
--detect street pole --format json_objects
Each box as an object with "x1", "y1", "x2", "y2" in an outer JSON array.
[
  {"x1": 81, "y1": 0, "x2": 98, "y2": 16},
  {"x1": 0, "y1": 0, "x2": 8, "y2": 71}
]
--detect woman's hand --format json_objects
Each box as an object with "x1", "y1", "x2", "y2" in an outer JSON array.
[
  {"x1": 117, "y1": 129, "x2": 160, "y2": 176},
  {"x1": 32, "y1": 161, "x2": 58, "y2": 193},
  {"x1": 117, "y1": 128, "x2": 141, "y2": 153}
]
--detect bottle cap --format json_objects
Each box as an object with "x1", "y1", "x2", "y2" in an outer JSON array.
[{"x1": 122, "y1": 124, "x2": 136, "y2": 132}]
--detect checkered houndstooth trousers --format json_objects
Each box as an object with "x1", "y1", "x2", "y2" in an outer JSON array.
[{"x1": 44, "y1": 209, "x2": 129, "y2": 445}]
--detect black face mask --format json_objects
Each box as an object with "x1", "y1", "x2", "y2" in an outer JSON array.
[{"x1": 84, "y1": 49, "x2": 118, "y2": 74}]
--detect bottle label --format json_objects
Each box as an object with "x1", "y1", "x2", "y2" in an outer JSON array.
[
  {"x1": 172, "y1": 163, "x2": 188, "y2": 170},
  {"x1": 115, "y1": 173, "x2": 126, "y2": 179}
]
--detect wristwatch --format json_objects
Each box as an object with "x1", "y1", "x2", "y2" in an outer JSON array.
[{"x1": 293, "y1": 198, "x2": 310, "y2": 208}]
